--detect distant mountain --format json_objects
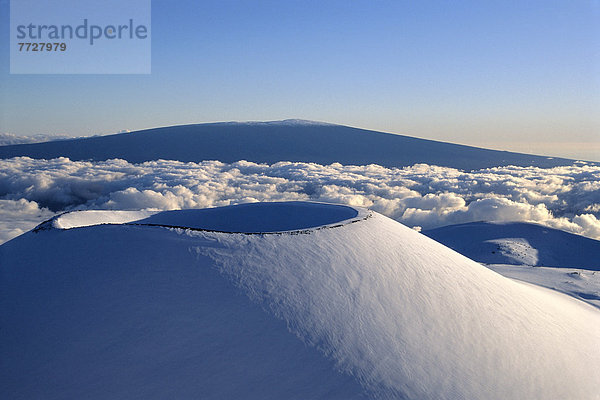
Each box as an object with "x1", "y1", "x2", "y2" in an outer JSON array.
[
  {"x1": 3, "y1": 203, "x2": 600, "y2": 399},
  {"x1": 423, "y1": 221, "x2": 600, "y2": 270},
  {"x1": 0, "y1": 120, "x2": 583, "y2": 170}
]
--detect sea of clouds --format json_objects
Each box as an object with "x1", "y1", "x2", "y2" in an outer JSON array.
[
  {"x1": 0, "y1": 133, "x2": 75, "y2": 146},
  {"x1": 1, "y1": 156, "x2": 599, "y2": 244}
]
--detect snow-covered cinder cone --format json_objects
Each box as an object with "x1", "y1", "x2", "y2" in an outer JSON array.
[{"x1": 1, "y1": 202, "x2": 599, "y2": 400}]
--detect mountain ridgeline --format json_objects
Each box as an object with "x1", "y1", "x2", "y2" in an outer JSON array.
[{"x1": 0, "y1": 121, "x2": 582, "y2": 170}]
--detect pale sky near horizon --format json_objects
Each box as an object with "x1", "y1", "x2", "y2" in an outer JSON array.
[{"x1": 1, "y1": 0, "x2": 599, "y2": 161}]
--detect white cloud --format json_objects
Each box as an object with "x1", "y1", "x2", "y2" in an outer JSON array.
[
  {"x1": 0, "y1": 133, "x2": 74, "y2": 146},
  {"x1": 0, "y1": 199, "x2": 55, "y2": 244},
  {"x1": 1, "y1": 157, "x2": 599, "y2": 243}
]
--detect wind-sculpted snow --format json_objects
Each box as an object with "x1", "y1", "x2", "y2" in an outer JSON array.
[
  {"x1": 197, "y1": 212, "x2": 600, "y2": 399},
  {"x1": 0, "y1": 157, "x2": 599, "y2": 243},
  {"x1": 2, "y1": 204, "x2": 599, "y2": 399}
]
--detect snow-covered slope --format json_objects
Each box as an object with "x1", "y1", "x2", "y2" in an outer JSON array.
[
  {"x1": 2, "y1": 202, "x2": 599, "y2": 399},
  {"x1": 423, "y1": 221, "x2": 600, "y2": 270},
  {"x1": 486, "y1": 264, "x2": 600, "y2": 309},
  {"x1": 0, "y1": 120, "x2": 582, "y2": 170}
]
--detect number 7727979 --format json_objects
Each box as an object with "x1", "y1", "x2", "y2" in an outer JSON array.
[{"x1": 18, "y1": 42, "x2": 67, "y2": 51}]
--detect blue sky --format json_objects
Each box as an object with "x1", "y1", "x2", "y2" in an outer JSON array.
[{"x1": 1, "y1": 0, "x2": 599, "y2": 160}]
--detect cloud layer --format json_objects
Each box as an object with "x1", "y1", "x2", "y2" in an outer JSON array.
[
  {"x1": 1, "y1": 157, "x2": 599, "y2": 243},
  {"x1": 0, "y1": 133, "x2": 76, "y2": 146}
]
